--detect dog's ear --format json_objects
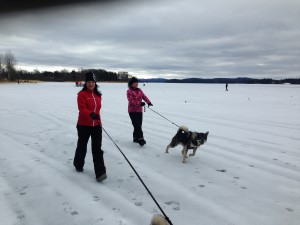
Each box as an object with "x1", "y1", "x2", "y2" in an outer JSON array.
[{"x1": 205, "y1": 131, "x2": 209, "y2": 136}]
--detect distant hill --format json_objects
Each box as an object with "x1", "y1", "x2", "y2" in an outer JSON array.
[{"x1": 140, "y1": 77, "x2": 300, "y2": 84}]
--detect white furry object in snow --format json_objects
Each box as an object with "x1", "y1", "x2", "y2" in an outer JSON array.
[{"x1": 150, "y1": 214, "x2": 169, "y2": 225}]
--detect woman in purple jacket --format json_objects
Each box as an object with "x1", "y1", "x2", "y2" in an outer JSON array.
[{"x1": 127, "y1": 77, "x2": 153, "y2": 146}]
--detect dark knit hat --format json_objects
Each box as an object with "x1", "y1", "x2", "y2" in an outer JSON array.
[
  {"x1": 128, "y1": 77, "x2": 138, "y2": 87},
  {"x1": 85, "y1": 72, "x2": 96, "y2": 82}
]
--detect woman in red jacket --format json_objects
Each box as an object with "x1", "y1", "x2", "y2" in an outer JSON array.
[
  {"x1": 73, "y1": 72, "x2": 107, "y2": 182},
  {"x1": 127, "y1": 77, "x2": 153, "y2": 146}
]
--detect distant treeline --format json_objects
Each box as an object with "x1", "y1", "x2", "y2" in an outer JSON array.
[
  {"x1": 1, "y1": 67, "x2": 299, "y2": 84},
  {"x1": 2, "y1": 69, "x2": 123, "y2": 82},
  {"x1": 140, "y1": 77, "x2": 300, "y2": 84}
]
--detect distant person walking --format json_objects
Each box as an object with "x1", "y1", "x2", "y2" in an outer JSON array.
[
  {"x1": 127, "y1": 77, "x2": 153, "y2": 146},
  {"x1": 225, "y1": 83, "x2": 228, "y2": 91},
  {"x1": 73, "y1": 72, "x2": 107, "y2": 182}
]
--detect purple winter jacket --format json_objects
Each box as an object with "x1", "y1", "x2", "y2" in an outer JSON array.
[{"x1": 127, "y1": 87, "x2": 151, "y2": 113}]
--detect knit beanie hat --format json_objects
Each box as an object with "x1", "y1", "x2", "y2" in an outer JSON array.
[
  {"x1": 85, "y1": 72, "x2": 96, "y2": 82},
  {"x1": 128, "y1": 77, "x2": 138, "y2": 87}
]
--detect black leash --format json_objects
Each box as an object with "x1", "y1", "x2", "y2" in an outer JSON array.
[
  {"x1": 147, "y1": 107, "x2": 180, "y2": 128},
  {"x1": 102, "y1": 126, "x2": 173, "y2": 225}
]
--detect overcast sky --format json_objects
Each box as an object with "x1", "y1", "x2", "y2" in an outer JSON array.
[{"x1": 0, "y1": 0, "x2": 299, "y2": 79}]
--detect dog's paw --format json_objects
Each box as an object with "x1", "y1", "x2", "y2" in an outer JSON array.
[
  {"x1": 165, "y1": 147, "x2": 169, "y2": 153},
  {"x1": 189, "y1": 153, "x2": 195, "y2": 157}
]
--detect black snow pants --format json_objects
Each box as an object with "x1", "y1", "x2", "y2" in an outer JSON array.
[
  {"x1": 73, "y1": 125, "x2": 106, "y2": 178},
  {"x1": 129, "y1": 112, "x2": 144, "y2": 140}
]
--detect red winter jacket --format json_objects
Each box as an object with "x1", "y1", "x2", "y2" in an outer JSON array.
[
  {"x1": 77, "y1": 90, "x2": 102, "y2": 126},
  {"x1": 127, "y1": 87, "x2": 151, "y2": 113}
]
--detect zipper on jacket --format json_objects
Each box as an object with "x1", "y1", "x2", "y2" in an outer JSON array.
[{"x1": 92, "y1": 92, "x2": 97, "y2": 127}]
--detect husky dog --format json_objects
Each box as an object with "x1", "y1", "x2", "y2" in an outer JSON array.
[
  {"x1": 166, "y1": 126, "x2": 209, "y2": 163},
  {"x1": 150, "y1": 214, "x2": 169, "y2": 225}
]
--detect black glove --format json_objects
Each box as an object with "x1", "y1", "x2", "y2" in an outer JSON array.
[
  {"x1": 148, "y1": 102, "x2": 153, "y2": 107},
  {"x1": 140, "y1": 102, "x2": 146, "y2": 106},
  {"x1": 90, "y1": 112, "x2": 100, "y2": 120}
]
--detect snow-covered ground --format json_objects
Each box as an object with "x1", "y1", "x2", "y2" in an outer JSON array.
[{"x1": 0, "y1": 82, "x2": 299, "y2": 225}]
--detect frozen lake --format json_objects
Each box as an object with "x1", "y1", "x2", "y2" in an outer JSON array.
[{"x1": 0, "y1": 82, "x2": 299, "y2": 225}]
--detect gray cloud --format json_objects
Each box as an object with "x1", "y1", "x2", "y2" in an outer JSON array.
[{"x1": 0, "y1": 0, "x2": 299, "y2": 78}]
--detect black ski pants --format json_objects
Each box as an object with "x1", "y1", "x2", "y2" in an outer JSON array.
[
  {"x1": 129, "y1": 112, "x2": 144, "y2": 140},
  {"x1": 73, "y1": 125, "x2": 106, "y2": 178}
]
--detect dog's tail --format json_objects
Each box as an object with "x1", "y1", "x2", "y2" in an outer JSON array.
[{"x1": 178, "y1": 125, "x2": 188, "y2": 133}]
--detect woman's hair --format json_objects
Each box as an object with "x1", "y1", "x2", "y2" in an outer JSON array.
[
  {"x1": 78, "y1": 83, "x2": 102, "y2": 96},
  {"x1": 128, "y1": 77, "x2": 139, "y2": 88}
]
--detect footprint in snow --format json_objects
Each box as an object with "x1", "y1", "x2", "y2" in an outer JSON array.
[
  {"x1": 95, "y1": 218, "x2": 104, "y2": 223},
  {"x1": 93, "y1": 196, "x2": 100, "y2": 201},
  {"x1": 194, "y1": 168, "x2": 200, "y2": 174},
  {"x1": 63, "y1": 202, "x2": 71, "y2": 211},
  {"x1": 71, "y1": 211, "x2": 78, "y2": 215},
  {"x1": 190, "y1": 186, "x2": 197, "y2": 192},
  {"x1": 216, "y1": 169, "x2": 226, "y2": 172},
  {"x1": 63, "y1": 201, "x2": 78, "y2": 215},
  {"x1": 117, "y1": 220, "x2": 125, "y2": 225},
  {"x1": 135, "y1": 202, "x2": 143, "y2": 206},
  {"x1": 16, "y1": 186, "x2": 28, "y2": 196},
  {"x1": 15, "y1": 209, "x2": 26, "y2": 220},
  {"x1": 164, "y1": 200, "x2": 180, "y2": 211}
]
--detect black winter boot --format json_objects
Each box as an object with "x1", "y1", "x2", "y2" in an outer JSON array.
[
  {"x1": 96, "y1": 173, "x2": 107, "y2": 182},
  {"x1": 138, "y1": 138, "x2": 146, "y2": 146}
]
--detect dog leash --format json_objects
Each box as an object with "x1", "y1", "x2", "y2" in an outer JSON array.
[
  {"x1": 147, "y1": 107, "x2": 180, "y2": 128},
  {"x1": 102, "y1": 126, "x2": 174, "y2": 225}
]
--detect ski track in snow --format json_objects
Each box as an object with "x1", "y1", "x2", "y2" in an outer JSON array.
[{"x1": 0, "y1": 82, "x2": 300, "y2": 225}]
